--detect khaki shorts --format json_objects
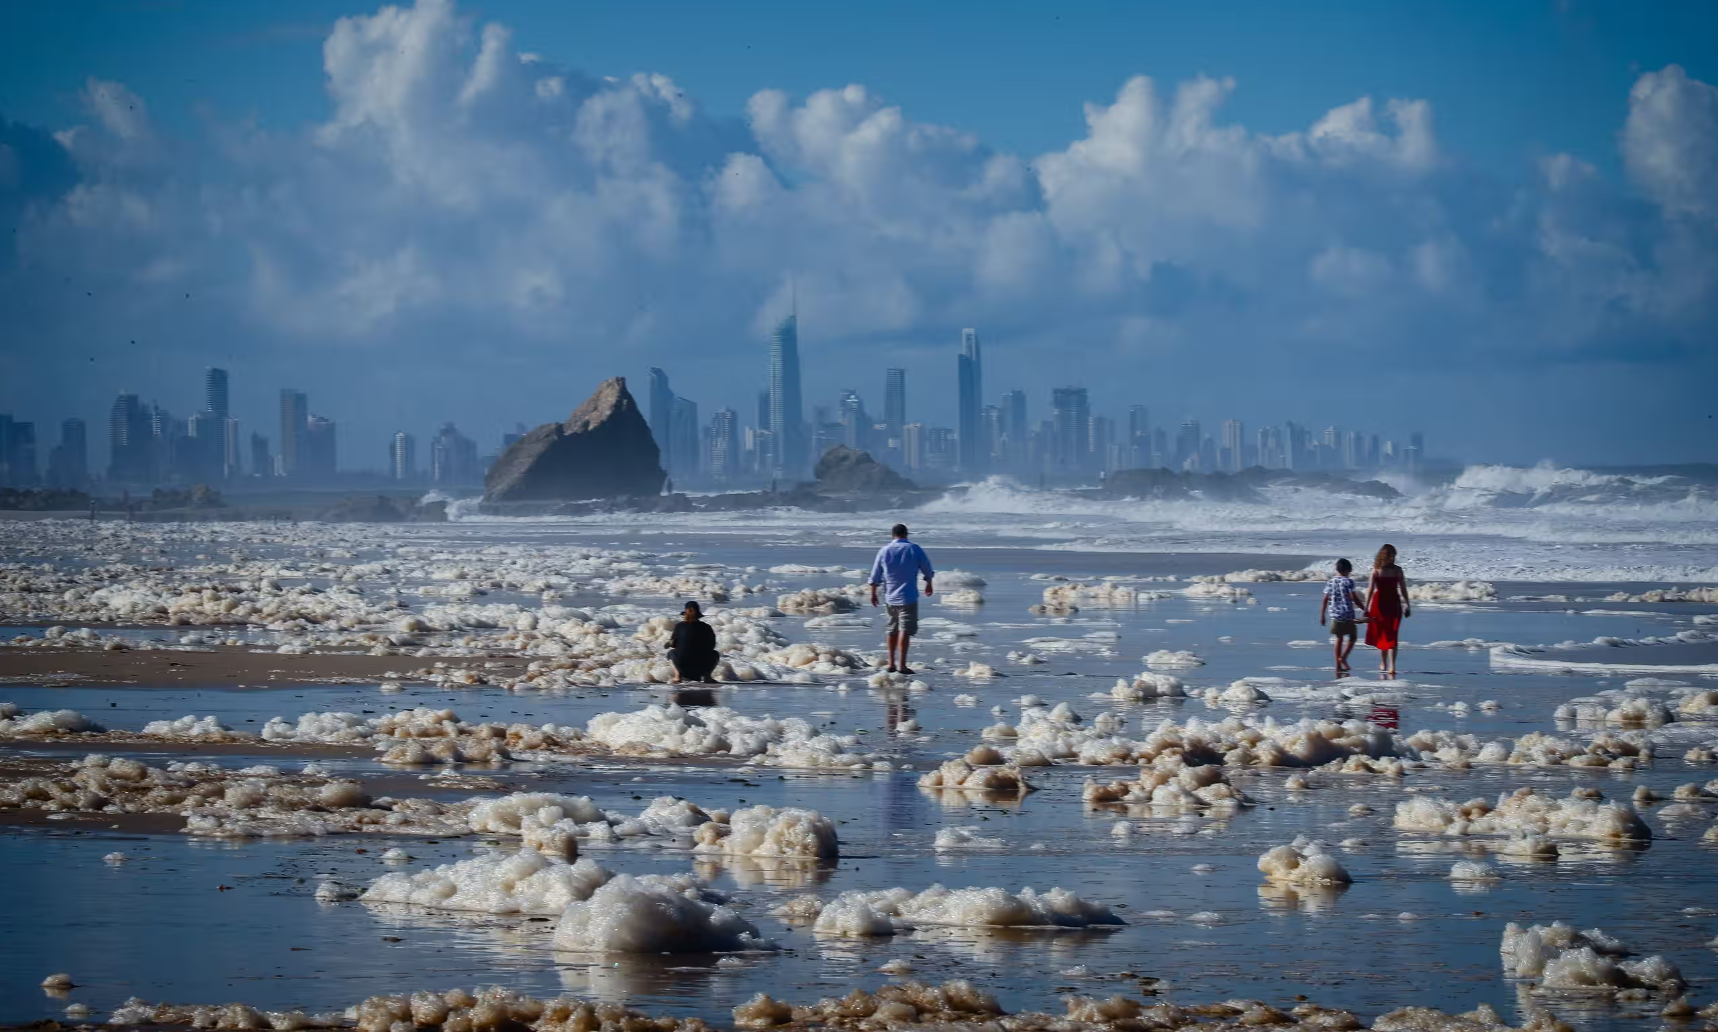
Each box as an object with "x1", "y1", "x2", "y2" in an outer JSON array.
[
  {"x1": 1329, "y1": 619, "x2": 1357, "y2": 638},
  {"x1": 886, "y1": 603, "x2": 920, "y2": 637}
]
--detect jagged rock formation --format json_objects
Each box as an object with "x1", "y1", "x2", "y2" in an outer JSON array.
[
  {"x1": 316, "y1": 496, "x2": 448, "y2": 523},
  {"x1": 484, "y1": 378, "x2": 665, "y2": 503},
  {"x1": 813, "y1": 445, "x2": 916, "y2": 494}
]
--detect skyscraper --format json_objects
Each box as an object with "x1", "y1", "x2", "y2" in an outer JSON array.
[
  {"x1": 883, "y1": 368, "x2": 906, "y2": 438},
  {"x1": 1175, "y1": 420, "x2": 1201, "y2": 470},
  {"x1": 390, "y1": 432, "x2": 417, "y2": 481},
  {"x1": 671, "y1": 396, "x2": 700, "y2": 479},
  {"x1": 839, "y1": 390, "x2": 868, "y2": 450},
  {"x1": 108, "y1": 392, "x2": 152, "y2": 482},
  {"x1": 204, "y1": 367, "x2": 229, "y2": 421},
  {"x1": 1051, "y1": 386, "x2": 1090, "y2": 472},
  {"x1": 1127, "y1": 406, "x2": 1150, "y2": 468},
  {"x1": 431, "y1": 423, "x2": 477, "y2": 485},
  {"x1": 956, "y1": 329, "x2": 984, "y2": 473},
  {"x1": 279, "y1": 389, "x2": 308, "y2": 477},
  {"x1": 305, "y1": 415, "x2": 337, "y2": 480},
  {"x1": 767, "y1": 312, "x2": 805, "y2": 477},
  {"x1": 250, "y1": 433, "x2": 271, "y2": 479},
  {"x1": 647, "y1": 368, "x2": 674, "y2": 468},
  {"x1": 48, "y1": 418, "x2": 88, "y2": 488},
  {"x1": 707, "y1": 408, "x2": 739, "y2": 482},
  {"x1": 0, "y1": 416, "x2": 37, "y2": 488},
  {"x1": 1002, "y1": 390, "x2": 1027, "y2": 470},
  {"x1": 1221, "y1": 419, "x2": 1244, "y2": 472}
]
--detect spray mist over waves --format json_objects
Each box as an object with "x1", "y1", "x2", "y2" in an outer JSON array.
[{"x1": 443, "y1": 463, "x2": 1718, "y2": 584}]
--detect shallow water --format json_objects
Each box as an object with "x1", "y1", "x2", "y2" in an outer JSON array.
[{"x1": 4, "y1": 523, "x2": 1717, "y2": 1028}]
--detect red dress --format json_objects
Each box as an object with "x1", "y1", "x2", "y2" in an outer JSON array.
[{"x1": 1365, "y1": 567, "x2": 1403, "y2": 651}]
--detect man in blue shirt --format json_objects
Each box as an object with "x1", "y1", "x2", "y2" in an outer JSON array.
[{"x1": 869, "y1": 523, "x2": 935, "y2": 674}]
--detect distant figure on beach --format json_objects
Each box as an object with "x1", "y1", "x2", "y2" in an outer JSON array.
[
  {"x1": 1319, "y1": 558, "x2": 1365, "y2": 674},
  {"x1": 869, "y1": 523, "x2": 934, "y2": 675},
  {"x1": 666, "y1": 600, "x2": 720, "y2": 684},
  {"x1": 1365, "y1": 544, "x2": 1411, "y2": 677}
]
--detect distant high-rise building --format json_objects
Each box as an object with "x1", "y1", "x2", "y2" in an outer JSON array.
[
  {"x1": 0, "y1": 415, "x2": 38, "y2": 488},
  {"x1": 185, "y1": 411, "x2": 225, "y2": 482},
  {"x1": 647, "y1": 368, "x2": 674, "y2": 468},
  {"x1": 671, "y1": 396, "x2": 700, "y2": 479},
  {"x1": 767, "y1": 313, "x2": 805, "y2": 476},
  {"x1": 884, "y1": 368, "x2": 907, "y2": 438},
  {"x1": 1089, "y1": 415, "x2": 1115, "y2": 473},
  {"x1": 755, "y1": 388, "x2": 771, "y2": 434},
  {"x1": 982, "y1": 404, "x2": 1003, "y2": 466},
  {"x1": 956, "y1": 329, "x2": 984, "y2": 473},
  {"x1": 839, "y1": 390, "x2": 869, "y2": 451},
  {"x1": 390, "y1": 432, "x2": 417, "y2": 481},
  {"x1": 108, "y1": 392, "x2": 153, "y2": 482},
  {"x1": 249, "y1": 433, "x2": 271, "y2": 479},
  {"x1": 1051, "y1": 387, "x2": 1090, "y2": 472},
  {"x1": 501, "y1": 423, "x2": 527, "y2": 449},
  {"x1": 279, "y1": 389, "x2": 309, "y2": 477},
  {"x1": 47, "y1": 418, "x2": 88, "y2": 488},
  {"x1": 708, "y1": 408, "x2": 739, "y2": 482},
  {"x1": 204, "y1": 367, "x2": 229, "y2": 420},
  {"x1": 1175, "y1": 420, "x2": 1201, "y2": 470},
  {"x1": 1340, "y1": 429, "x2": 1359, "y2": 470},
  {"x1": 430, "y1": 423, "x2": 478, "y2": 485},
  {"x1": 925, "y1": 426, "x2": 957, "y2": 472},
  {"x1": 305, "y1": 415, "x2": 337, "y2": 480},
  {"x1": 901, "y1": 423, "x2": 926, "y2": 471},
  {"x1": 1221, "y1": 420, "x2": 1244, "y2": 473},
  {"x1": 1002, "y1": 390, "x2": 1027, "y2": 469},
  {"x1": 1127, "y1": 406, "x2": 1150, "y2": 468}
]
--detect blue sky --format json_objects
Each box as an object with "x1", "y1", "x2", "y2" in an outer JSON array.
[{"x1": 2, "y1": 0, "x2": 1715, "y2": 466}]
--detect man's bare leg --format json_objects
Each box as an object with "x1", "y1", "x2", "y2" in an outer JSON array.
[
  {"x1": 885, "y1": 631, "x2": 900, "y2": 672},
  {"x1": 898, "y1": 634, "x2": 912, "y2": 675}
]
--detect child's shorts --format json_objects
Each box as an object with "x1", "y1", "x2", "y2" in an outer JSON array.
[{"x1": 1329, "y1": 619, "x2": 1357, "y2": 637}]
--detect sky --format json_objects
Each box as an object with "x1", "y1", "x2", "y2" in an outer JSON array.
[{"x1": 1, "y1": 0, "x2": 1715, "y2": 469}]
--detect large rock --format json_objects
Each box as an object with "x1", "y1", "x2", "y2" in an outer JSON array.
[
  {"x1": 813, "y1": 445, "x2": 916, "y2": 494},
  {"x1": 484, "y1": 378, "x2": 665, "y2": 502}
]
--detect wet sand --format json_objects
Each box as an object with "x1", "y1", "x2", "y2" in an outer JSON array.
[{"x1": 0, "y1": 648, "x2": 531, "y2": 689}]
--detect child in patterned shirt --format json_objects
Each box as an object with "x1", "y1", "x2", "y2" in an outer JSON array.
[{"x1": 1320, "y1": 558, "x2": 1366, "y2": 673}]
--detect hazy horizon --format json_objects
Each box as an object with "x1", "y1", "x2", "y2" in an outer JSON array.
[{"x1": 3, "y1": 0, "x2": 1716, "y2": 468}]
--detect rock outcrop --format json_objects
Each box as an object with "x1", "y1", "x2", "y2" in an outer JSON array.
[
  {"x1": 484, "y1": 378, "x2": 665, "y2": 503},
  {"x1": 813, "y1": 445, "x2": 916, "y2": 494}
]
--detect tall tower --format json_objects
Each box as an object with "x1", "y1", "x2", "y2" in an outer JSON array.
[
  {"x1": 957, "y1": 329, "x2": 983, "y2": 473},
  {"x1": 647, "y1": 368, "x2": 674, "y2": 469},
  {"x1": 204, "y1": 367, "x2": 229, "y2": 420},
  {"x1": 884, "y1": 368, "x2": 906, "y2": 438},
  {"x1": 1051, "y1": 386, "x2": 1089, "y2": 472},
  {"x1": 279, "y1": 389, "x2": 308, "y2": 478},
  {"x1": 1221, "y1": 419, "x2": 1244, "y2": 472},
  {"x1": 767, "y1": 312, "x2": 804, "y2": 477},
  {"x1": 390, "y1": 432, "x2": 417, "y2": 481}
]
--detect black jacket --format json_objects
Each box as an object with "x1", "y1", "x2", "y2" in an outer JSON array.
[{"x1": 668, "y1": 619, "x2": 717, "y2": 656}]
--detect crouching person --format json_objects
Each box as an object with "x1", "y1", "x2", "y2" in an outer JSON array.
[{"x1": 667, "y1": 600, "x2": 720, "y2": 684}]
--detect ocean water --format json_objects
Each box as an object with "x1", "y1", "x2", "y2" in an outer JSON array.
[{"x1": 3, "y1": 464, "x2": 1717, "y2": 1028}]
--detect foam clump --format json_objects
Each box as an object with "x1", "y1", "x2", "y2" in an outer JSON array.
[
  {"x1": 1144, "y1": 650, "x2": 1204, "y2": 668},
  {"x1": 1678, "y1": 690, "x2": 1718, "y2": 716},
  {"x1": 786, "y1": 883, "x2": 1122, "y2": 936},
  {"x1": 692, "y1": 805, "x2": 837, "y2": 859},
  {"x1": 1408, "y1": 581, "x2": 1498, "y2": 602},
  {"x1": 776, "y1": 587, "x2": 860, "y2": 615},
  {"x1": 0, "y1": 706, "x2": 102, "y2": 737},
  {"x1": 362, "y1": 852, "x2": 618, "y2": 914},
  {"x1": 552, "y1": 873, "x2": 774, "y2": 953},
  {"x1": 933, "y1": 826, "x2": 1008, "y2": 851},
  {"x1": 917, "y1": 758, "x2": 1034, "y2": 796},
  {"x1": 138, "y1": 715, "x2": 240, "y2": 740},
  {"x1": 733, "y1": 981, "x2": 999, "y2": 1028},
  {"x1": 1258, "y1": 838, "x2": 1352, "y2": 886},
  {"x1": 585, "y1": 703, "x2": 879, "y2": 769},
  {"x1": 1083, "y1": 758, "x2": 1251, "y2": 810},
  {"x1": 1449, "y1": 861, "x2": 1499, "y2": 882},
  {"x1": 1394, "y1": 787, "x2": 1651, "y2": 842},
  {"x1": 1111, "y1": 672, "x2": 1184, "y2": 701},
  {"x1": 1501, "y1": 922, "x2": 1683, "y2": 993}
]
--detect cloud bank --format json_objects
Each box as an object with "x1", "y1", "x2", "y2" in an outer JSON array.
[{"x1": 2, "y1": 0, "x2": 1715, "y2": 464}]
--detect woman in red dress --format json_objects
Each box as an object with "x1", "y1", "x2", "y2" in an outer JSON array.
[{"x1": 1364, "y1": 543, "x2": 1411, "y2": 678}]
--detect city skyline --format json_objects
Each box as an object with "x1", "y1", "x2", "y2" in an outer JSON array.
[{"x1": 2, "y1": 0, "x2": 1714, "y2": 467}]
